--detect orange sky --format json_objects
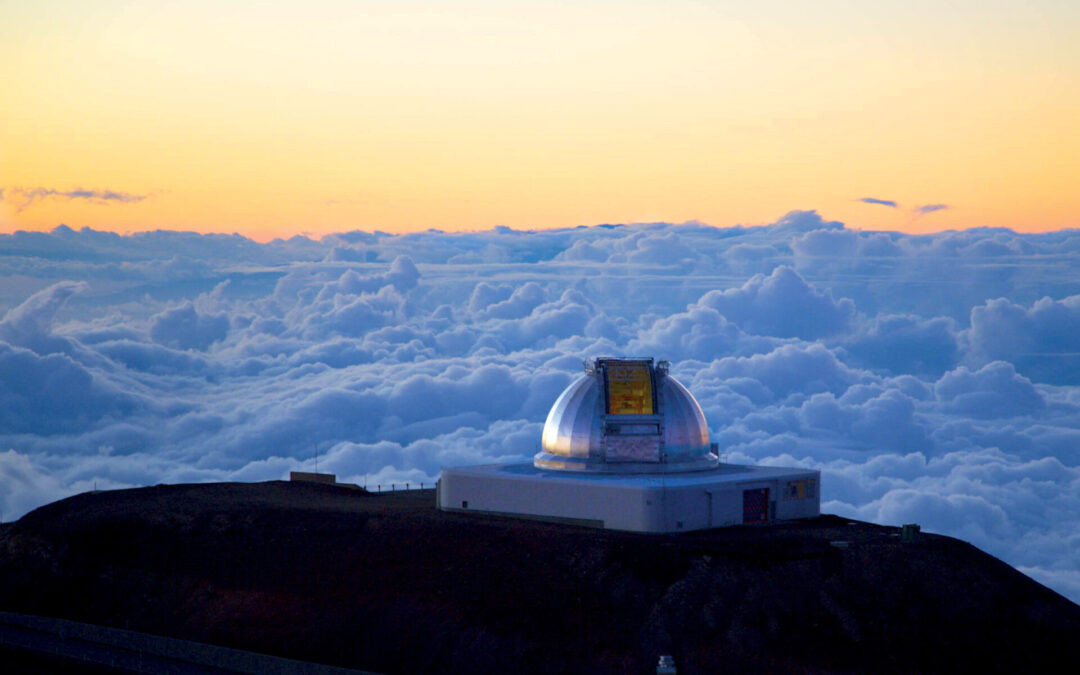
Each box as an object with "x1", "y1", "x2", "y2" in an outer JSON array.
[{"x1": 2, "y1": 1, "x2": 1078, "y2": 241}]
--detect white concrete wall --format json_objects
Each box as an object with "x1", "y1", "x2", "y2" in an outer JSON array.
[
  {"x1": 438, "y1": 465, "x2": 821, "y2": 533},
  {"x1": 710, "y1": 486, "x2": 744, "y2": 528},
  {"x1": 438, "y1": 470, "x2": 662, "y2": 531},
  {"x1": 774, "y1": 472, "x2": 822, "y2": 521}
]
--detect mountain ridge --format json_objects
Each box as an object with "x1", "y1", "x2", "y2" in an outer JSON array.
[{"x1": 1, "y1": 481, "x2": 1077, "y2": 674}]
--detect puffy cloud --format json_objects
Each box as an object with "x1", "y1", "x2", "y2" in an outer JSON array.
[
  {"x1": 321, "y1": 419, "x2": 545, "y2": 484},
  {"x1": 0, "y1": 450, "x2": 79, "y2": 523},
  {"x1": 698, "y1": 344, "x2": 872, "y2": 401},
  {"x1": 0, "y1": 281, "x2": 89, "y2": 353},
  {"x1": 323, "y1": 245, "x2": 379, "y2": 263},
  {"x1": 766, "y1": 209, "x2": 844, "y2": 233},
  {"x1": 386, "y1": 364, "x2": 524, "y2": 426},
  {"x1": 792, "y1": 228, "x2": 902, "y2": 262},
  {"x1": 841, "y1": 314, "x2": 961, "y2": 377},
  {"x1": 720, "y1": 243, "x2": 782, "y2": 275},
  {"x1": 824, "y1": 448, "x2": 1080, "y2": 582},
  {"x1": 624, "y1": 232, "x2": 701, "y2": 265},
  {"x1": 0, "y1": 341, "x2": 144, "y2": 434},
  {"x1": 497, "y1": 290, "x2": 593, "y2": 347},
  {"x1": 873, "y1": 489, "x2": 1013, "y2": 546},
  {"x1": 97, "y1": 339, "x2": 212, "y2": 375},
  {"x1": 629, "y1": 305, "x2": 783, "y2": 363},
  {"x1": 798, "y1": 388, "x2": 929, "y2": 453},
  {"x1": 555, "y1": 238, "x2": 609, "y2": 262},
  {"x1": 306, "y1": 286, "x2": 405, "y2": 339},
  {"x1": 150, "y1": 302, "x2": 230, "y2": 351},
  {"x1": 934, "y1": 362, "x2": 1044, "y2": 418},
  {"x1": 467, "y1": 282, "x2": 513, "y2": 313},
  {"x1": 478, "y1": 282, "x2": 547, "y2": 320},
  {"x1": 697, "y1": 266, "x2": 856, "y2": 339},
  {"x1": 968, "y1": 295, "x2": 1080, "y2": 384}
]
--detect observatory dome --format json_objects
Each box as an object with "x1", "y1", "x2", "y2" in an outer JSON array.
[{"x1": 534, "y1": 358, "x2": 718, "y2": 474}]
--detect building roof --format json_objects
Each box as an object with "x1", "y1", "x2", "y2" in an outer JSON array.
[{"x1": 448, "y1": 461, "x2": 818, "y2": 488}]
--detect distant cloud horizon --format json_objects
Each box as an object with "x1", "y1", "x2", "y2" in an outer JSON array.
[{"x1": 7, "y1": 211, "x2": 1075, "y2": 244}]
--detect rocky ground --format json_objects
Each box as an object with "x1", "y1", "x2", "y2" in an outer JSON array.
[{"x1": 1, "y1": 481, "x2": 1077, "y2": 674}]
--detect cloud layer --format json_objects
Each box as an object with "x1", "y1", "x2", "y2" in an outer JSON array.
[{"x1": 1, "y1": 213, "x2": 1078, "y2": 604}]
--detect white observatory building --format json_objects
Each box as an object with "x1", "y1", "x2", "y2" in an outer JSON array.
[{"x1": 437, "y1": 357, "x2": 820, "y2": 532}]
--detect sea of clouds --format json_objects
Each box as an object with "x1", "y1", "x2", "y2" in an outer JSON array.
[{"x1": 1, "y1": 211, "x2": 1078, "y2": 603}]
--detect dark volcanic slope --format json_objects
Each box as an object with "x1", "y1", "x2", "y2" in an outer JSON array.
[{"x1": 0, "y1": 482, "x2": 1077, "y2": 674}]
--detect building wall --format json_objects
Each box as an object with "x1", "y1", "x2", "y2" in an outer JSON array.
[
  {"x1": 438, "y1": 471, "x2": 661, "y2": 532},
  {"x1": 775, "y1": 474, "x2": 822, "y2": 521},
  {"x1": 289, "y1": 471, "x2": 337, "y2": 485},
  {"x1": 638, "y1": 472, "x2": 821, "y2": 532},
  {"x1": 438, "y1": 466, "x2": 822, "y2": 534},
  {"x1": 709, "y1": 487, "x2": 744, "y2": 528},
  {"x1": 658, "y1": 484, "x2": 711, "y2": 532}
]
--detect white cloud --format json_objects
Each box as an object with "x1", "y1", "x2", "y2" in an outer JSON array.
[
  {"x1": 968, "y1": 295, "x2": 1080, "y2": 384},
  {"x1": 0, "y1": 216, "x2": 1078, "y2": 604},
  {"x1": 934, "y1": 362, "x2": 1045, "y2": 418},
  {"x1": 697, "y1": 266, "x2": 856, "y2": 339}
]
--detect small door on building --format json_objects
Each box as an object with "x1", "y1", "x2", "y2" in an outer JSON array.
[{"x1": 743, "y1": 488, "x2": 769, "y2": 523}]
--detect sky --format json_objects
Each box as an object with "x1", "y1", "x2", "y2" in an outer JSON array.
[
  {"x1": 1, "y1": 1, "x2": 1079, "y2": 606},
  {"x1": 2, "y1": 1, "x2": 1079, "y2": 239}
]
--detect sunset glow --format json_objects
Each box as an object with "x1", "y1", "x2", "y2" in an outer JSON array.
[{"x1": 3, "y1": 1, "x2": 1078, "y2": 240}]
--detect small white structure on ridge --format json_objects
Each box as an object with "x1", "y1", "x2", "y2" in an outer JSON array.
[{"x1": 437, "y1": 357, "x2": 820, "y2": 532}]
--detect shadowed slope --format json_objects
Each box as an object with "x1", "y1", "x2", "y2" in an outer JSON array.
[{"x1": 1, "y1": 481, "x2": 1077, "y2": 674}]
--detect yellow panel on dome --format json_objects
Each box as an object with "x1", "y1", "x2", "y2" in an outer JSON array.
[{"x1": 605, "y1": 361, "x2": 654, "y2": 415}]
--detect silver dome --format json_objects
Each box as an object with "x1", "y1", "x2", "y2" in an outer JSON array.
[{"x1": 534, "y1": 358, "x2": 717, "y2": 474}]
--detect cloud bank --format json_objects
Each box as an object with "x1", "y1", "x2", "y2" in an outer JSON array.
[{"x1": 1, "y1": 213, "x2": 1078, "y2": 605}]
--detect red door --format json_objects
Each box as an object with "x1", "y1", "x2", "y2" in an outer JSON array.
[{"x1": 743, "y1": 488, "x2": 769, "y2": 523}]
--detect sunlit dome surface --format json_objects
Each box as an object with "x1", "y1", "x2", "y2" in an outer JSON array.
[{"x1": 534, "y1": 358, "x2": 717, "y2": 474}]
